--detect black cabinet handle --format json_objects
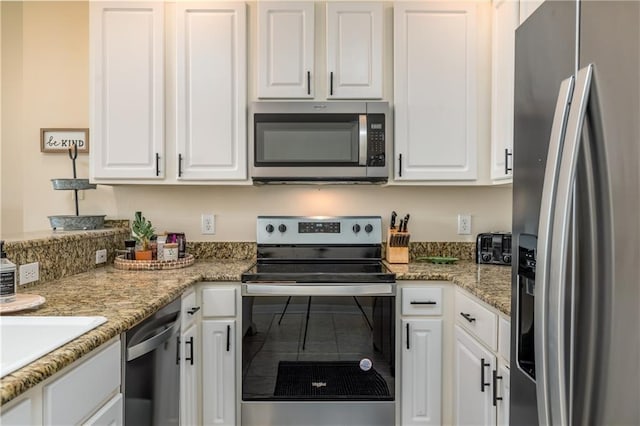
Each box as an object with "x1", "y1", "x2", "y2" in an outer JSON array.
[
  {"x1": 406, "y1": 323, "x2": 410, "y2": 350},
  {"x1": 504, "y1": 148, "x2": 513, "y2": 174},
  {"x1": 176, "y1": 336, "x2": 180, "y2": 364},
  {"x1": 226, "y1": 325, "x2": 231, "y2": 352},
  {"x1": 330, "y1": 72, "x2": 334, "y2": 96},
  {"x1": 178, "y1": 153, "x2": 183, "y2": 177},
  {"x1": 492, "y1": 369, "x2": 503, "y2": 406},
  {"x1": 187, "y1": 306, "x2": 200, "y2": 315},
  {"x1": 398, "y1": 153, "x2": 403, "y2": 177},
  {"x1": 460, "y1": 312, "x2": 476, "y2": 323},
  {"x1": 155, "y1": 153, "x2": 160, "y2": 176},
  {"x1": 410, "y1": 300, "x2": 437, "y2": 305},
  {"x1": 186, "y1": 336, "x2": 194, "y2": 365},
  {"x1": 307, "y1": 71, "x2": 311, "y2": 95},
  {"x1": 481, "y1": 358, "x2": 491, "y2": 392}
]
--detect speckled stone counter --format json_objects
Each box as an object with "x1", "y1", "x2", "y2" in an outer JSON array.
[
  {"x1": 1, "y1": 259, "x2": 511, "y2": 406},
  {"x1": 387, "y1": 260, "x2": 512, "y2": 315}
]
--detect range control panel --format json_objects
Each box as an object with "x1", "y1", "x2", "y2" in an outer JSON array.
[{"x1": 257, "y1": 216, "x2": 382, "y2": 245}]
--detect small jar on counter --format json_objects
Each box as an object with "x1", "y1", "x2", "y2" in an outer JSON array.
[
  {"x1": 164, "y1": 243, "x2": 179, "y2": 261},
  {"x1": 156, "y1": 234, "x2": 166, "y2": 261},
  {"x1": 124, "y1": 240, "x2": 136, "y2": 260}
]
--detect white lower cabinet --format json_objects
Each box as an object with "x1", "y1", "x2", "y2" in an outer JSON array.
[
  {"x1": 180, "y1": 288, "x2": 201, "y2": 426},
  {"x1": 200, "y1": 284, "x2": 239, "y2": 426},
  {"x1": 454, "y1": 325, "x2": 496, "y2": 425},
  {"x1": 202, "y1": 320, "x2": 236, "y2": 426},
  {"x1": 0, "y1": 339, "x2": 122, "y2": 426},
  {"x1": 453, "y1": 288, "x2": 511, "y2": 426},
  {"x1": 401, "y1": 319, "x2": 443, "y2": 425}
]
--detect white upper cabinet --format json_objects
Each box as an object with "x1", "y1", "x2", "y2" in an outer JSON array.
[
  {"x1": 326, "y1": 2, "x2": 383, "y2": 99},
  {"x1": 394, "y1": 2, "x2": 478, "y2": 181},
  {"x1": 490, "y1": 0, "x2": 518, "y2": 181},
  {"x1": 175, "y1": 2, "x2": 247, "y2": 180},
  {"x1": 519, "y1": 0, "x2": 544, "y2": 25},
  {"x1": 90, "y1": 2, "x2": 165, "y2": 179},
  {"x1": 257, "y1": 2, "x2": 315, "y2": 98}
]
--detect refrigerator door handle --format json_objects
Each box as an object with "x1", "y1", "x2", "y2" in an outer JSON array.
[
  {"x1": 534, "y1": 75, "x2": 575, "y2": 425},
  {"x1": 547, "y1": 64, "x2": 594, "y2": 426}
]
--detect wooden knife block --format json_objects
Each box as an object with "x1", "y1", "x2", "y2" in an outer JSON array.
[{"x1": 386, "y1": 230, "x2": 409, "y2": 264}]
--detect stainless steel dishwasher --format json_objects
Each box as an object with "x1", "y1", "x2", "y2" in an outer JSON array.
[{"x1": 123, "y1": 297, "x2": 181, "y2": 426}]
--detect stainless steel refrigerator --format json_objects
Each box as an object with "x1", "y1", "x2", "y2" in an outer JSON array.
[{"x1": 511, "y1": 1, "x2": 640, "y2": 425}]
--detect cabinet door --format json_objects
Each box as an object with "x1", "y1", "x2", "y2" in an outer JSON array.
[
  {"x1": 394, "y1": 2, "x2": 478, "y2": 181},
  {"x1": 454, "y1": 325, "x2": 496, "y2": 426},
  {"x1": 0, "y1": 398, "x2": 32, "y2": 425},
  {"x1": 202, "y1": 320, "x2": 235, "y2": 426},
  {"x1": 90, "y1": 2, "x2": 164, "y2": 179},
  {"x1": 519, "y1": 0, "x2": 544, "y2": 25},
  {"x1": 180, "y1": 323, "x2": 199, "y2": 426},
  {"x1": 175, "y1": 2, "x2": 247, "y2": 180},
  {"x1": 496, "y1": 364, "x2": 510, "y2": 426},
  {"x1": 326, "y1": 2, "x2": 383, "y2": 99},
  {"x1": 491, "y1": 0, "x2": 519, "y2": 181},
  {"x1": 401, "y1": 319, "x2": 442, "y2": 426},
  {"x1": 83, "y1": 393, "x2": 123, "y2": 426},
  {"x1": 258, "y1": 2, "x2": 314, "y2": 98}
]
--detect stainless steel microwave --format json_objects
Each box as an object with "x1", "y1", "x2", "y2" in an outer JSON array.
[{"x1": 250, "y1": 102, "x2": 390, "y2": 183}]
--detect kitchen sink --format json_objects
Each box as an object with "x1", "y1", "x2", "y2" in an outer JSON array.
[{"x1": 0, "y1": 316, "x2": 107, "y2": 378}]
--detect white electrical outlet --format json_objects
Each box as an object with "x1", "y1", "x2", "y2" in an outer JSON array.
[
  {"x1": 457, "y1": 214, "x2": 472, "y2": 235},
  {"x1": 201, "y1": 214, "x2": 215, "y2": 235},
  {"x1": 96, "y1": 249, "x2": 107, "y2": 264},
  {"x1": 19, "y1": 262, "x2": 40, "y2": 285}
]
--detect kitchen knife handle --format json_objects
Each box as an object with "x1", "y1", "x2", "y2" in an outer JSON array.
[
  {"x1": 186, "y1": 336, "x2": 194, "y2": 365},
  {"x1": 492, "y1": 369, "x2": 503, "y2": 406},
  {"x1": 307, "y1": 71, "x2": 311, "y2": 95},
  {"x1": 504, "y1": 149, "x2": 513, "y2": 174},
  {"x1": 480, "y1": 358, "x2": 490, "y2": 392},
  {"x1": 155, "y1": 153, "x2": 160, "y2": 176},
  {"x1": 460, "y1": 312, "x2": 476, "y2": 323},
  {"x1": 398, "y1": 153, "x2": 403, "y2": 177},
  {"x1": 178, "y1": 153, "x2": 183, "y2": 177},
  {"x1": 226, "y1": 324, "x2": 231, "y2": 352}
]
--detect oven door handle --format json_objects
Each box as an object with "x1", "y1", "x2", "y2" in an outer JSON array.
[{"x1": 243, "y1": 283, "x2": 394, "y2": 296}]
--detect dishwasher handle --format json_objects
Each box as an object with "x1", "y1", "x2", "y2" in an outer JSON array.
[{"x1": 127, "y1": 312, "x2": 181, "y2": 362}]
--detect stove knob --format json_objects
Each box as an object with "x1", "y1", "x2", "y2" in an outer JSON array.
[
  {"x1": 503, "y1": 254, "x2": 511, "y2": 264},
  {"x1": 482, "y1": 253, "x2": 492, "y2": 262},
  {"x1": 352, "y1": 224, "x2": 361, "y2": 234},
  {"x1": 364, "y1": 224, "x2": 374, "y2": 233},
  {"x1": 278, "y1": 224, "x2": 287, "y2": 233},
  {"x1": 265, "y1": 224, "x2": 274, "y2": 233}
]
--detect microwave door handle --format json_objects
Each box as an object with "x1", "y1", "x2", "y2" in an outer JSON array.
[{"x1": 359, "y1": 114, "x2": 367, "y2": 166}]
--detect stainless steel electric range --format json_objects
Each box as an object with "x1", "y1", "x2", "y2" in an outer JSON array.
[{"x1": 241, "y1": 216, "x2": 397, "y2": 426}]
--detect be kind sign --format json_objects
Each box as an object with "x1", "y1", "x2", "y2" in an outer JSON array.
[{"x1": 40, "y1": 128, "x2": 89, "y2": 153}]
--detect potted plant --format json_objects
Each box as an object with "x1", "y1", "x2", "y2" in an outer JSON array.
[{"x1": 132, "y1": 211, "x2": 155, "y2": 260}]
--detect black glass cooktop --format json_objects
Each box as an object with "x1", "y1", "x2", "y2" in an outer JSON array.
[{"x1": 241, "y1": 261, "x2": 395, "y2": 283}]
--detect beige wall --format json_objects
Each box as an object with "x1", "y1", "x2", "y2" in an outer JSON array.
[{"x1": 1, "y1": 1, "x2": 512, "y2": 242}]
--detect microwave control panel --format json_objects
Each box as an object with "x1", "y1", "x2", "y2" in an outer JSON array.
[{"x1": 367, "y1": 114, "x2": 386, "y2": 167}]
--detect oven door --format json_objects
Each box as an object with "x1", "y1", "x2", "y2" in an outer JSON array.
[{"x1": 241, "y1": 283, "x2": 396, "y2": 426}]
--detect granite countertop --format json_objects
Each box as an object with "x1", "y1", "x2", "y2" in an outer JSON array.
[{"x1": 1, "y1": 259, "x2": 511, "y2": 405}]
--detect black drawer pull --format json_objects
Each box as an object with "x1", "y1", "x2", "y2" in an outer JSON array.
[
  {"x1": 406, "y1": 323, "x2": 410, "y2": 350},
  {"x1": 460, "y1": 312, "x2": 476, "y2": 323},
  {"x1": 187, "y1": 306, "x2": 200, "y2": 315},
  {"x1": 178, "y1": 153, "x2": 183, "y2": 177},
  {"x1": 504, "y1": 148, "x2": 513, "y2": 174},
  {"x1": 410, "y1": 300, "x2": 437, "y2": 305},
  {"x1": 226, "y1": 325, "x2": 231, "y2": 352},
  {"x1": 481, "y1": 358, "x2": 491, "y2": 392},
  {"x1": 492, "y1": 369, "x2": 503, "y2": 406},
  {"x1": 186, "y1": 336, "x2": 194, "y2": 365},
  {"x1": 155, "y1": 153, "x2": 160, "y2": 176}
]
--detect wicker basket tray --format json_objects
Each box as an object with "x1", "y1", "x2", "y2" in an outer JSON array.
[{"x1": 113, "y1": 254, "x2": 195, "y2": 270}]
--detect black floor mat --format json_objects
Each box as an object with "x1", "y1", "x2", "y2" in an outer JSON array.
[{"x1": 273, "y1": 361, "x2": 391, "y2": 400}]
